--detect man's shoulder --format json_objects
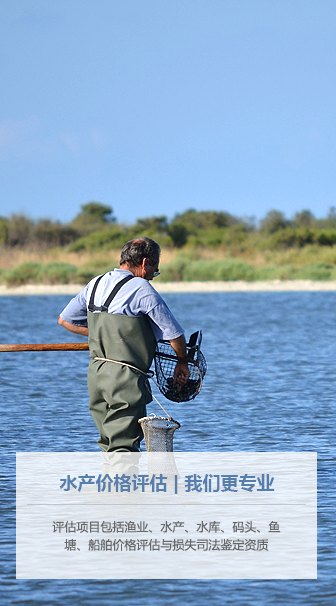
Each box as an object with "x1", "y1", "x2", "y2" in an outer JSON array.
[
  {"x1": 87, "y1": 271, "x2": 158, "y2": 297},
  {"x1": 87, "y1": 270, "x2": 161, "y2": 303},
  {"x1": 133, "y1": 277, "x2": 161, "y2": 297},
  {"x1": 88, "y1": 269, "x2": 131, "y2": 287}
]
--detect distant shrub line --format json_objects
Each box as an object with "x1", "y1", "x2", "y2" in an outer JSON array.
[
  {"x1": 2, "y1": 205, "x2": 336, "y2": 283},
  {"x1": 2, "y1": 259, "x2": 336, "y2": 286},
  {"x1": 2, "y1": 204, "x2": 336, "y2": 253},
  {"x1": 158, "y1": 258, "x2": 336, "y2": 282}
]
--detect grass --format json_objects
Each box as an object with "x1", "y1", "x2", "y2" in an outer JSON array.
[
  {"x1": 2, "y1": 244, "x2": 336, "y2": 285},
  {"x1": 4, "y1": 262, "x2": 78, "y2": 286}
]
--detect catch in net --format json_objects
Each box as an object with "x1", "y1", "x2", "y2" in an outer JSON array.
[{"x1": 154, "y1": 331, "x2": 206, "y2": 402}]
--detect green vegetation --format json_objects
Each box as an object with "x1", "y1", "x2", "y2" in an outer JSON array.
[
  {"x1": 157, "y1": 257, "x2": 336, "y2": 282},
  {"x1": 2, "y1": 203, "x2": 336, "y2": 284},
  {"x1": 4, "y1": 262, "x2": 78, "y2": 286}
]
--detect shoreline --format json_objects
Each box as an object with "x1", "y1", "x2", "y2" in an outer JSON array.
[{"x1": 1, "y1": 280, "x2": 336, "y2": 296}]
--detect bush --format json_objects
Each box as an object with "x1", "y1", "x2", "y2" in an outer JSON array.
[
  {"x1": 75, "y1": 267, "x2": 98, "y2": 283},
  {"x1": 167, "y1": 224, "x2": 188, "y2": 248},
  {"x1": 2, "y1": 215, "x2": 79, "y2": 248},
  {"x1": 216, "y1": 259, "x2": 256, "y2": 281},
  {"x1": 6, "y1": 214, "x2": 34, "y2": 247},
  {"x1": 34, "y1": 220, "x2": 79, "y2": 247},
  {"x1": 0, "y1": 218, "x2": 8, "y2": 245},
  {"x1": 4, "y1": 262, "x2": 41, "y2": 285},
  {"x1": 171, "y1": 209, "x2": 238, "y2": 232},
  {"x1": 4, "y1": 262, "x2": 78, "y2": 285},
  {"x1": 68, "y1": 227, "x2": 129, "y2": 252},
  {"x1": 315, "y1": 231, "x2": 336, "y2": 246},
  {"x1": 254, "y1": 264, "x2": 336, "y2": 280},
  {"x1": 261, "y1": 227, "x2": 336, "y2": 250},
  {"x1": 183, "y1": 260, "x2": 219, "y2": 281},
  {"x1": 135, "y1": 216, "x2": 168, "y2": 232},
  {"x1": 194, "y1": 228, "x2": 225, "y2": 248},
  {"x1": 39, "y1": 263, "x2": 77, "y2": 284},
  {"x1": 159, "y1": 259, "x2": 336, "y2": 282},
  {"x1": 219, "y1": 225, "x2": 249, "y2": 247},
  {"x1": 262, "y1": 227, "x2": 315, "y2": 249},
  {"x1": 157, "y1": 258, "x2": 188, "y2": 281},
  {"x1": 260, "y1": 210, "x2": 289, "y2": 233},
  {"x1": 297, "y1": 264, "x2": 335, "y2": 280},
  {"x1": 183, "y1": 258, "x2": 256, "y2": 281}
]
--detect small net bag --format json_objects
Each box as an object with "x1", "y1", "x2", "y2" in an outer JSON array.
[
  {"x1": 154, "y1": 331, "x2": 207, "y2": 402},
  {"x1": 138, "y1": 415, "x2": 180, "y2": 452}
]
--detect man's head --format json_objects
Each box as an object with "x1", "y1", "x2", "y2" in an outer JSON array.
[{"x1": 119, "y1": 237, "x2": 161, "y2": 280}]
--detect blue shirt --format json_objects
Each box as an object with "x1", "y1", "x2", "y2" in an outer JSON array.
[{"x1": 60, "y1": 268, "x2": 184, "y2": 342}]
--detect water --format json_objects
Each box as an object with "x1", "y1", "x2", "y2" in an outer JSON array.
[{"x1": 0, "y1": 292, "x2": 335, "y2": 604}]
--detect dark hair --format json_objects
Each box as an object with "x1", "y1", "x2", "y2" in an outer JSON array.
[{"x1": 119, "y1": 237, "x2": 161, "y2": 268}]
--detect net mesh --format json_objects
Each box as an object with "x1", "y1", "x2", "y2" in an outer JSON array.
[
  {"x1": 154, "y1": 339, "x2": 207, "y2": 402},
  {"x1": 138, "y1": 415, "x2": 180, "y2": 452}
]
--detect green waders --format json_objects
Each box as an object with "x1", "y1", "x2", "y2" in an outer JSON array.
[{"x1": 87, "y1": 277, "x2": 157, "y2": 452}]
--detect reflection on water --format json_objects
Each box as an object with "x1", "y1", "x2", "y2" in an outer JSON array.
[{"x1": 0, "y1": 292, "x2": 335, "y2": 604}]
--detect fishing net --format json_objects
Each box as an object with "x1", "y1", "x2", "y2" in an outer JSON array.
[
  {"x1": 138, "y1": 415, "x2": 180, "y2": 452},
  {"x1": 139, "y1": 332, "x2": 205, "y2": 452},
  {"x1": 154, "y1": 331, "x2": 207, "y2": 402}
]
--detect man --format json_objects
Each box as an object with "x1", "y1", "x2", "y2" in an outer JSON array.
[{"x1": 58, "y1": 237, "x2": 189, "y2": 452}]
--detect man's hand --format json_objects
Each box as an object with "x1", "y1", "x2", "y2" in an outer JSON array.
[
  {"x1": 169, "y1": 334, "x2": 190, "y2": 389},
  {"x1": 173, "y1": 361, "x2": 190, "y2": 389},
  {"x1": 58, "y1": 316, "x2": 89, "y2": 337}
]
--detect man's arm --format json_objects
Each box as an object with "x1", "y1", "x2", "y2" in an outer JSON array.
[
  {"x1": 58, "y1": 286, "x2": 89, "y2": 337},
  {"x1": 58, "y1": 316, "x2": 89, "y2": 337},
  {"x1": 169, "y1": 334, "x2": 190, "y2": 387},
  {"x1": 169, "y1": 334, "x2": 187, "y2": 358}
]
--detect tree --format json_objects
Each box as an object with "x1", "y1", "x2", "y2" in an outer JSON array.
[
  {"x1": 135, "y1": 215, "x2": 168, "y2": 232},
  {"x1": 260, "y1": 210, "x2": 289, "y2": 233},
  {"x1": 170, "y1": 209, "x2": 237, "y2": 234},
  {"x1": 6, "y1": 214, "x2": 34, "y2": 247},
  {"x1": 70, "y1": 202, "x2": 116, "y2": 236},
  {"x1": 34, "y1": 219, "x2": 79, "y2": 247},
  {"x1": 293, "y1": 210, "x2": 315, "y2": 227},
  {"x1": 0, "y1": 217, "x2": 8, "y2": 246},
  {"x1": 79, "y1": 202, "x2": 115, "y2": 222},
  {"x1": 167, "y1": 224, "x2": 188, "y2": 248}
]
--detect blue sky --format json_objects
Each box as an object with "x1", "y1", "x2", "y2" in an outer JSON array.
[{"x1": 1, "y1": 0, "x2": 336, "y2": 225}]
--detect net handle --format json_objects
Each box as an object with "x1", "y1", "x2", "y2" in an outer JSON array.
[{"x1": 154, "y1": 351, "x2": 200, "y2": 364}]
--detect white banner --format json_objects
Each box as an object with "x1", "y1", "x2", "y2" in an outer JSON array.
[{"x1": 16, "y1": 451, "x2": 316, "y2": 579}]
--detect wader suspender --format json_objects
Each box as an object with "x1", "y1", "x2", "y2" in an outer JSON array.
[{"x1": 88, "y1": 274, "x2": 135, "y2": 312}]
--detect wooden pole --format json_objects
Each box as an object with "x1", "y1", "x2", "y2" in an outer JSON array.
[{"x1": 0, "y1": 343, "x2": 89, "y2": 352}]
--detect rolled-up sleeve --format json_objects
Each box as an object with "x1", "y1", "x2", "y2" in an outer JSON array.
[
  {"x1": 59, "y1": 286, "x2": 89, "y2": 326},
  {"x1": 147, "y1": 301, "x2": 184, "y2": 341}
]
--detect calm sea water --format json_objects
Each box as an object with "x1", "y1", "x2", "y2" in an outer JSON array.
[{"x1": 0, "y1": 292, "x2": 335, "y2": 605}]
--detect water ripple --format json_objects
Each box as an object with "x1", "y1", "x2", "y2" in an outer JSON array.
[{"x1": 0, "y1": 292, "x2": 335, "y2": 604}]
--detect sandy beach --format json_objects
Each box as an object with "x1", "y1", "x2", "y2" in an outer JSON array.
[{"x1": 1, "y1": 280, "x2": 336, "y2": 296}]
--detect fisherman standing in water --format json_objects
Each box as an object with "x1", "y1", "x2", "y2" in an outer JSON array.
[{"x1": 58, "y1": 238, "x2": 189, "y2": 452}]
